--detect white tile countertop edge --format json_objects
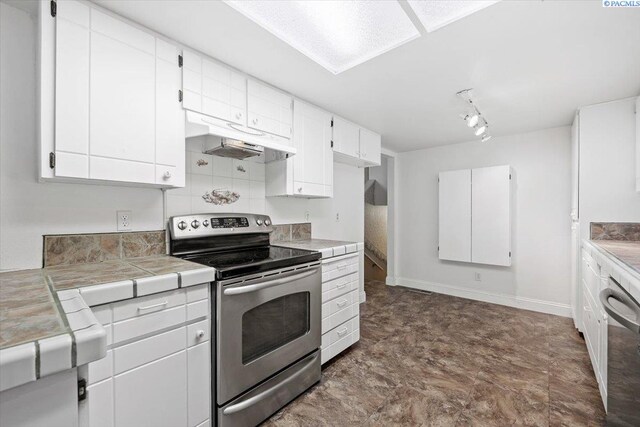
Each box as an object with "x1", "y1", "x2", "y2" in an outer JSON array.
[
  {"x1": 275, "y1": 240, "x2": 364, "y2": 259},
  {"x1": 0, "y1": 266, "x2": 215, "y2": 393},
  {"x1": 582, "y1": 240, "x2": 640, "y2": 302}
]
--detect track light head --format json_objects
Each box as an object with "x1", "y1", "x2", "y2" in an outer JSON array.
[
  {"x1": 466, "y1": 114, "x2": 479, "y2": 128},
  {"x1": 481, "y1": 134, "x2": 492, "y2": 142},
  {"x1": 475, "y1": 124, "x2": 486, "y2": 136}
]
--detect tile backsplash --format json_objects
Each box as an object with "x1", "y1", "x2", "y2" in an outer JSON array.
[
  {"x1": 43, "y1": 231, "x2": 166, "y2": 267},
  {"x1": 166, "y1": 138, "x2": 266, "y2": 219},
  {"x1": 591, "y1": 222, "x2": 640, "y2": 241},
  {"x1": 270, "y1": 223, "x2": 312, "y2": 242}
]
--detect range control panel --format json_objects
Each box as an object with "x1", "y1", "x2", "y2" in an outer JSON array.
[{"x1": 169, "y1": 213, "x2": 272, "y2": 240}]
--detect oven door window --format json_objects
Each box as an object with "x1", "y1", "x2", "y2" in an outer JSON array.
[{"x1": 242, "y1": 291, "x2": 310, "y2": 364}]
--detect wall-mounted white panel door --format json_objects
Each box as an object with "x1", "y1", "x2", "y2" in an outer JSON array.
[
  {"x1": 89, "y1": 11, "x2": 155, "y2": 164},
  {"x1": 202, "y1": 59, "x2": 246, "y2": 125},
  {"x1": 247, "y1": 79, "x2": 292, "y2": 139},
  {"x1": 472, "y1": 165, "x2": 511, "y2": 266},
  {"x1": 438, "y1": 169, "x2": 471, "y2": 262}
]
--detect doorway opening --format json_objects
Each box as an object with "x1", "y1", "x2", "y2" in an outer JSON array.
[{"x1": 364, "y1": 155, "x2": 390, "y2": 283}]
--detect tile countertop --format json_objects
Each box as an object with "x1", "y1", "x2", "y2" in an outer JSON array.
[
  {"x1": 583, "y1": 240, "x2": 640, "y2": 301},
  {"x1": 0, "y1": 255, "x2": 214, "y2": 392},
  {"x1": 273, "y1": 239, "x2": 364, "y2": 259}
]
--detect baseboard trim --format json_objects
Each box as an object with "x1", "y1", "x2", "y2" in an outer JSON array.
[{"x1": 394, "y1": 277, "x2": 572, "y2": 318}]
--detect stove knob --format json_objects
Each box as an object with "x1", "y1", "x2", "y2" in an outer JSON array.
[
  {"x1": 203, "y1": 220, "x2": 209, "y2": 227},
  {"x1": 177, "y1": 221, "x2": 187, "y2": 231},
  {"x1": 256, "y1": 218, "x2": 263, "y2": 226},
  {"x1": 264, "y1": 219, "x2": 271, "y2": 226},
  {"x1": 191, "y1": 220, "x2": 200, "y2": 229}
]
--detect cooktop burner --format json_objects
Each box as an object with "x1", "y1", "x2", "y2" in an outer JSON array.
[{"x1": 183, "y1": 245, "x2": 321, "y2": 280}]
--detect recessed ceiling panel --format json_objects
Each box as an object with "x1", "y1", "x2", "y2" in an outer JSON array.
[
  {"x1": 224, "y1": 0, "x2": 420, "y2": 74},
  {"x1": 407, "y1": 0, "x2": 500, "y2": 33}
]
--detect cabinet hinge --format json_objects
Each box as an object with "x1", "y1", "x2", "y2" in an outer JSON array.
[
  {"x1": 437, "y1": 246, "x2": 440, "y2": 251},
  {"x1": 509, "y1": 173, "x2": 512, "y2": 180},
  {"x1": 50, "y1": 0, "x2": 57, "y2": 17},
  {"x1": 509, "y1": 251, "x2": 512, "y2": 257},
  {"x1": 178, "y1": 54, "x2": 183, "y2": 68},
  {"x1": 78, "y1": 378, "x2": 87, "y2": 402},
  {"x1": 49, "y1": 152, "x2": 55, "y2": 169},
  {"x1": 331, "y1": 119, "x2": 334, "y2": 127},
  {"x1": 331, "y1": 140, "x2": 334, "y2": 148},
  {"x1": 178, "y1": 90, "x2": 183, "y2": 102}
]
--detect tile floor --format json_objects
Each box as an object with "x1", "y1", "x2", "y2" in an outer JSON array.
[{"x1": 265, "y1": 280, "x2": 606, "y2": 426}]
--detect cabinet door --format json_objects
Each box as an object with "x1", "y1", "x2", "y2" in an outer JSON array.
[
  {"x1": 359, "y1": 128, "x2": 381, "y2": 166},
  {"x1": 292, "y1": 100, "x2": 333, "y2": 197},
  {"x1": 471, "y1": 166, "x2": 511, "y2": 266},
  {"x1": 81, "y1": 379, "x2": 114, "y2": 427},
  {"x1": 54, "y1": 0, "x2": 90, "y2": 178},
  {"x1": 89, "y1": 10, "x2": 156, "y2": 166},
  {"x1": 202, "y1": 58, "x2": 246, "y2": 125},
  {"x1": 155, "y1": 39, "x2": 185, "y2": 186},
  {"x1": 247, "y1": 80, "x2": 292, "y2": 139},
  {"x1": 438, "y1": 169, "x2": 472, "y2": 262},
  {"x1": 332, "y1": 117, "x2": 360, "y2": 159},
  {"x1": 114, "y1": 350, "x2": 188, "y2": 427},
  {"x1": 188, "y1": 342, "x2": 210, "y2": 427}
]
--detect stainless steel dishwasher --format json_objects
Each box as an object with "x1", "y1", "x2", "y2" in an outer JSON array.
[{"x1": 599, "y1": 278, "x2": 640, "y2": 427}]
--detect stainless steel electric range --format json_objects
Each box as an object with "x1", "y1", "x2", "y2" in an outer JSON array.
[{"x1": 169, "y1": 213, "x2": 322, "y2": 427}]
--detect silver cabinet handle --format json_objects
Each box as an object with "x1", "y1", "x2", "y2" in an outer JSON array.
[
  {"x1": 337, "y1": 299, "x2": 348, "y2": 308},
  {"x1": 137, "y1": 301, "x2": 168, "y2": 311},
  {"x1": 196, "y1": 330, "x2": 205, "y2": 339},
  {"x1": 599, "y1": 286, "x2": 640, "y2": 334},
  {"x1": 337, "y1": 327, "x2": 348, "y2": 336},
  {"x1": 224, "y1": 268, "x2": 318, "y2": 296},
  {"x1": 222, "y1": 352, "x2": 318, "y2": 415},
  {"x1": 336, "y1": 283, "x2": 348, "y2": 289}
]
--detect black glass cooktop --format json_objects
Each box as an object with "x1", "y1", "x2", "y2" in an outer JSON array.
[{"x1": 183, "y1": 245, "x2": 321, "y2": 280}]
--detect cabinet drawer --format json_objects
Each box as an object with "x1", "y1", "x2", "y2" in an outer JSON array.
[
  {"x1": 113, "y1": 289, "x2": 186, "y2": 322},
  {"x1": 322, "y1": 290, "x2": 359, "y2": 320},
  {"x1": 582, "y1": 255, "x2": 600, "y2": 302},
  {"x1": 322, "y1": 253, "x2": 359, "y2": 282},
  {"x1": 321, "y1": 294, "x2": 359, "y2": 334},
  {"x1": 322, "y1": 272, "x2": 358, "y2": 303},
  {"x1": 186, "y1": 284, "x2": 209, "y2": 303},
  {"x1": 187, "y1": 300, "x2": 208, "y2": 321},
  {"x1": 321, "y1": 326, "x2": 359, "y2": 365},
  {"x1": 187, "y1": 319, "x2": 210, "y2": 348},
  {"x1": 114, "y1": 327, "x2": 186, "y2": 375},
  {"x1": 113, "y1": 305, "x2": 186, "y2": 344},
  {"x1": 322, "y1": 317, "x2": 359, "y2": 349}
]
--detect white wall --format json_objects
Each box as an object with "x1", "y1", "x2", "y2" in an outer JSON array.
[
  {"x1": 395, "y1": 126, "x2": 573, "y2": 315},
  {"x1": 578, "y1": 97, "x2": 640, "y2": 239},
  {"x1": 0, "y1": 3, "x2": 164, "y2": 270}
]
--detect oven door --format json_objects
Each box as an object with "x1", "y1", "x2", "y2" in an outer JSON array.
[{"x1": 216, "y1": 263, "x2": 321, "y2": 404}]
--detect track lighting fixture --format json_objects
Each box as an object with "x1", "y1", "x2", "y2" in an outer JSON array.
[{"x1": 457, "y1": 88, "x2": 491, "y2": 142}]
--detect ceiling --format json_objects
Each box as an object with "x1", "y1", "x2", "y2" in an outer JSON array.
[{"x1": 92, "y1": 0, "x2": 640, "y2": 152}]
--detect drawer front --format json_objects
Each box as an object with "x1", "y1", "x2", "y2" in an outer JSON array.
[
  {"x1": 87, "y1": 349, "x2": 113, "y2": 385},
  {"x1": 187, "y1": 319, "x2": 210, "y2": 348},
  {"x1": 114, "y1": 327, "x2": 186, "y2": 375},
  {"x1": 321, "y1": 326, "x2": 359, "y2": 365},
  {"x1": 322, "y1": 289, "x2": 359, "y2": 320},
  {"x1": 321, "y1": 291, "x2": 359, "y2": 334},
  {"x1": 112, "y1": 289, "x2": 186, "y2": 322},
  {"x1": 322, "y1": 272, "x2": 358, "y2": 303},
  {"x1": 186, "y1": 284, "x2": 209, "y2": 303},
  {"x1": 187, "y1": 299, "x2": 208, "y2": 321},
  {"x1": 113, "y1": 305, "x2": 186, "y2": 344},
  {"x1": 322, "y1": 255, "x2": 359, "y2": 282},
  {"x1": 321, "y1": 317, "x2": 359, "y2": 349}
]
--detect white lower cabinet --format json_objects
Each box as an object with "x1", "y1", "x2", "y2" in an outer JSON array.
[
  {"x1": 80, "y1": 285, "x2": 210, "y2": 427},
  {"x1": 320, "y1": 252, "x2": 361, "y2": 364}
]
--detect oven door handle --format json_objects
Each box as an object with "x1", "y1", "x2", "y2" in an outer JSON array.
[
  {"x1": 223, "y1": 268, "x2": 318, "y2": 296},
  {"x1": 222, "y1": 351, "x2": 319, "y2": 415},
  {"x1": 599, "y1": 288, "x2": 640, "y2": 334}
]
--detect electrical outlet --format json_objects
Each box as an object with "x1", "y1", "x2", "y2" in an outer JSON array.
[
  {"x1": 336, "y1": 212, "x2": 340, "y2": 222},
  {"x1": 474, "y1": 272, "x2": 481, "y2": 281},
  {"x1": 304, "y1": 211, "x2": 310, "y2": 221},
  {"x1": 117, "y1": 210, "x2": 132, "y2": 231}
]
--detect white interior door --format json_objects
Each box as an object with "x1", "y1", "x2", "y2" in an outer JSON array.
[
  {"x1": 332, "y1": 117, "x2": 360, "y2": 159},
  {"x1": 438, "y1": 169, "x2": 472, "y2": 262},
  {"x1": 471, "y1": 165, "x2": 511, "y2": 266},
  {"x1": 293, "y1": 100, "x2": 332, "y2": 196}
]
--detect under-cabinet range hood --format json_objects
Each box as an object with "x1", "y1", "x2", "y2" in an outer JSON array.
[
  {"x1": 204, "y1": 138, "x2": 263, "y2": 159},
  {"x1": 185, "y1": 111, "x2": 296, "y2": 156}
]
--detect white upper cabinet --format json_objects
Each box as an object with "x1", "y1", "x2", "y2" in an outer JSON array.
[
  {"x1": 182, "y1": 51, "x2": 247, "y2": 126},
  {"x1": 247, "y1": 80, "x2": 293, "y2": 140},
  {"x1": 43, "y1": 0, "x2": 185, "y2": 188},
  {"x1": 636, "y1": 96, "x2": 640, "y2": 191},
  {"x1": 439, "y1": 165, "x2": 512, "y2": 267},
  {"x1": 332, "y1": 116, "x2": 381, "y2": 167},
  {"x1": 265, "y1": 100, "x2": 332, "y2": 198}
]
